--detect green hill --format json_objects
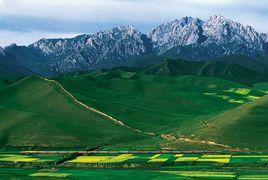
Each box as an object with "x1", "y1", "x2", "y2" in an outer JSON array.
[
  {"x1": 254, "y1": 82, "x2": 268, "y2": 92},
  {"x1": 0, "y1": 76, "x2": 20, "y2": 89},
  {"x1": 0, "y1": 56, "x2": 30, "y2": 76},
  {"x1": 196, "y1": 94, "x2": 268, "y2": 151},
  {"x1": 145, "y1": 58, "x2": 268, "y2": 86},
  {"x1": 0, "y1": 76, "x2": 145, "y2": 149},
  {"x1": 212, "y1": 55, "x2": 268, "y2": 73},
  {"x1": 57, "y1": 70, "x2": 265, "y2": 136}
]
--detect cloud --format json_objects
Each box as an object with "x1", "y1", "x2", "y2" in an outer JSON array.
[
  {"x1": 0, "y1": 30, "x2": 78, "y2": 46},
  {"x1": 0, "y1": 0, "x2": 267, "y2": 23},
  {"x1": 0, "y1": 0, "x2": 268, "y2": 46}
]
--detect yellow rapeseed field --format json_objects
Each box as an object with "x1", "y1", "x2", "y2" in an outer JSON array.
[
  {"x1": 148, "y1": 154, "x2": 169, "y2": 163},
  {"x1": 174, "y1": 154, "x2": 184, "y2": 157},
  {"x1": 68, "y1": 156, "x2": 113, "y2": 163},
  {"x1": 175, "y1": 157, "x2": 199, "y2": 162},
  {"x1": 201, "y1": 155, "x2": 231, "y2": 158},
  {"x1": 100, "y1": 154, "x2": 135, "y2": 163},
  {"x1": 197, "y1": 155, "x2": 231, "y2": 163},
  {"x1": 29, "y1": 172, "x2": 70, "y2": 178},
  {"x1": 148, "y1": 158, "x2": 169, "y2": 162},
  {"x1": 0, "y1": 155, "x2": 38, "y2": 162}
]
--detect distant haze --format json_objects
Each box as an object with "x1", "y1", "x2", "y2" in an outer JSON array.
[{"x1": 0, "y1": 0, "x2": 268, "y2": 46}]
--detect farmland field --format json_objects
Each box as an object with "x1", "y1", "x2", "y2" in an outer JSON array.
[
  {"x1": 0, "y1": 153, "x2": 66, "y2": 164},
  {"x1": 1, "y1": 60, "x2": 268, "y2": 179},
  {"x1": 0, "y1": 152, "x2": 268, "y2": 179}
]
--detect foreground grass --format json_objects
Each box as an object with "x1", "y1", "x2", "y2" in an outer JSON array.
[{"x1": 0, "y1": 75, "x2": 145, "y2": 148}]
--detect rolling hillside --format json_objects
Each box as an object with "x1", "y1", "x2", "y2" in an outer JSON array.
[
  {"x1": 0, "y1": 76, "x2": 21, "y2": 89},
  {"x1": 0, "y1": 58, "x2": 30, "y2": 77},
  {"x1": 212, "y1": 55, "x2": 268, "y2": 73},
  {"x1": 145, "y1": 58, "x2": 268, "y2": 86},
  {"x1": 0, "y1": 76, "x2": 145, "y2": 149},
  {"x1": 57, "y1": 70, "x2": 265, "y2": 136},
  {"x1": 196, "y1": 95, "x2": 268, "y2": 151}
]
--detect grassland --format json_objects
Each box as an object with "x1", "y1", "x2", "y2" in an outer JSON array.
[
  {"x1": 145, "y1": 58, "x2": 268, "y2": 86},
  {"x1": 254, "y1": 82, "x2": 268, "y2": 93},
  {"x1": 0, "y1": 67, "x2": 267, "y2": 151},
  {"x1": 0, "y1": 75, "x2": 21, "y2": 89},
  {"x1": 57, "y1": 71, "x2": 265, "y2": 136},
  {"x1": 0, "y1": 75, "x2": 146, "y2": 149},
  {"x1": 56, "y1": 70, "x2": 267, "y2": 150},
  {"x1": 196, "y1": 94, "x2": 268, "y2": 151}
]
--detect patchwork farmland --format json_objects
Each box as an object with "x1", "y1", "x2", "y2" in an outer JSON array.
[{"x1": 0, "y1": 152, "x2": 268, "y2": 179}]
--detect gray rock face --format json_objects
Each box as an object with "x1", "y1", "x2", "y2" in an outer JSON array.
[
  {"x1": 0, "y1": 47, "x2": 5, "y2": 56},
  {"x1": 31, "y1": 26, "x2": 153, "y2": 73},
  {"x1": 150, "y1": 15, "x2": 266, "y2": 59},
  {"x1": 150, "y1": 17, "x2": 205, "y2": 54},
  {"x1": 261, "y1": 33, "x2": 268, "y2": 43},
  {"x1": 3, "y1": 15, "x2": 268, "y2": 76}
]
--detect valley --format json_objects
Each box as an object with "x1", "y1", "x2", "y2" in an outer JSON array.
[
  {"x1": 1, "y1": 57, "x2": 268, "y2": 178},
  {"x1": 0, "y1": 12, "x2": 268, "y2": 178}
]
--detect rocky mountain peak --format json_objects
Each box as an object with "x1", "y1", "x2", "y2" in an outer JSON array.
[
  {"x1": 28, "y1": 26, "x2": 153, "y2": 73},
  {"x1": 3, "y1": 15, "x2": 268, "y2": 76},
  {"x1": 150, "y1": 16, "x2": 204, "y2": 53},
  {"x1": 0, "y1": 47, "x2": 4, "y2": 56},
  {"x1": 261, "y1": 33, "x2": 268, "y2": 43},
  {"x1": 151, "y1": 15, "x2": 266, "y2": 59}
]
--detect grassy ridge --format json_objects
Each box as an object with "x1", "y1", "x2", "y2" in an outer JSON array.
[
  {"x1": 0, "y1": 76, "x2": 145, "y2": 148},
  {"x1": 0, "y1": 76, "x2": 20, "y2": 89},
  {"x1": 196, "y1": 94, "x2": 268, "y2": 151},
  {"x1": 57, "y1": 70, "x2": 265, "y2": 136},
  {"x1": 1, "y1": 59, "x2": 267, "y2": 150},
  {"x1": 145, "y1": 58, "x2": 268, "y2": 86}
]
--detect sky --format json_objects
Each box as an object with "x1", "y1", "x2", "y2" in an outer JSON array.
[{"x1": 0, "y1": 0, "x2": 268, "y2": 46}]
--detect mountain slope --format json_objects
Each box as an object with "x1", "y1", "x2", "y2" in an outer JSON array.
[
  {"x1": 151, "y1": 15, "x2": 267, "y2": 60},
  {"x1": 145, "y1": 58, "x2": 268, "y2": 86},
  {"x1": 57, "y1": 71, "x2": 265, "y2": 135},
  {"x1": 3, "y1": 44, "x2": 51, "y2": 76},
  {"x1": 196, "y1": 95, "x2": 268, "y2": 151},
  {"x1": 211, "y1": 55, "x2": 268, "y2": 73},
  {"x1": 0, "y1": 52, "x2": 30, "y2": 76},
  {"x1": 3, "y1": 15, "x2": 268, "y2": 75},
  {"x1": 4, "y1": 26, "x2": 156, "y2": 76},
  {"x1": 0, "y1": 76, "x2": 145, "y2": 148}
]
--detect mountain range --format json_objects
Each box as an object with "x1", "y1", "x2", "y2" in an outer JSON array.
[
  {"x1": 1, "y1": 15, "x2": 268, "y2": 151},
  {"x1": 1, "y1": 15, "x2": 268, "y2": 76}
]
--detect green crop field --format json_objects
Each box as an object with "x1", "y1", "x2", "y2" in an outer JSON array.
[
  {"x1": 0, "y1": 153, "x2": 268, "y2": 179},
  {"x1": 0, "y1": 153, "x2": 65, "y2": 164},
  {"x1": 66, "y1": 153, "x2": 268, "y2": 165}
]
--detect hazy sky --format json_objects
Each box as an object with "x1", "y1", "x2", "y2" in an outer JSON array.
[{"x1": 0, "y1": 0, "x2": 268, "y2": 46}]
